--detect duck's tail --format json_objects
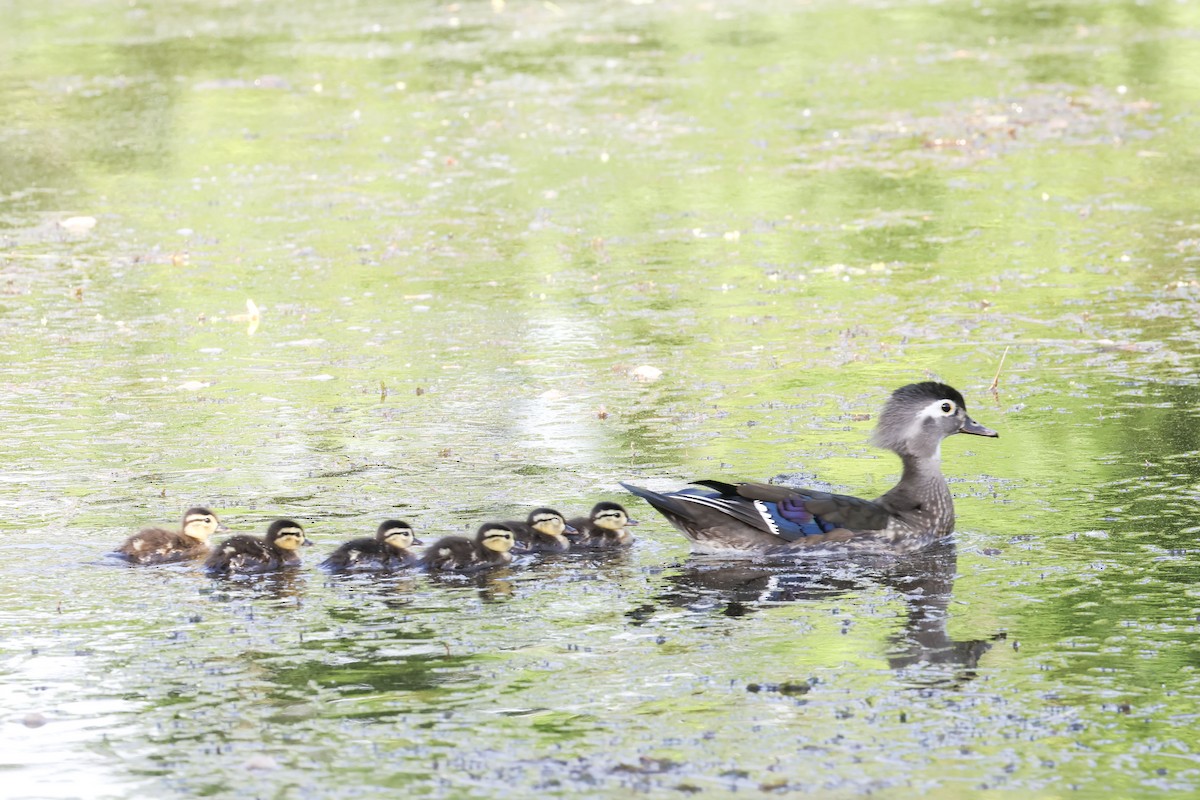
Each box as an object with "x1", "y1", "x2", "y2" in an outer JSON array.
[{"x1": 619, "y1": 482, "x2": 702, "y2": 541}]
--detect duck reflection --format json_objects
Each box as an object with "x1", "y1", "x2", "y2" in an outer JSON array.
[
  {"x1": 424, "y1": 567, "x2": 516, "y2": 602},
  {"x1": 204, "y1": 568, "x2": 309, "y2": 604},
  {"x1": 635, "y1": 542, "x2": 1000, "y2": 686}
]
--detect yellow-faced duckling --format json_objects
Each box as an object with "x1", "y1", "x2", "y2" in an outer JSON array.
[
  {"x1": 204, "y1": 519, "x2": 311, "y2": 575},
  {"x1": 320, "y1": 519, "x2": 422, "y2": 572},
  {"x1": 566, "y1": 502, "x2": 638, "y2": 549},
  {"x1": 113, "y1": 507, "x2": 227, "y2": 565},
  {"x1": 421, "y1": 522, "x2": 516, "y2": 573},
  {"x1": 504, "y1": 508, "x2": 577, "y2": 553}
]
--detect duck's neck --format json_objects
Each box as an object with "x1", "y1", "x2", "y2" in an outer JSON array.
[
  {"x1": 899, "y1": 453, "x2": 944, "y2": 483},
  {"x1": 880, "y1": 454, "x2": 953, "y2": 529}
]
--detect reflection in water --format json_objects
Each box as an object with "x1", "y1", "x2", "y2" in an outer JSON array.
[
  {"x1": 323, "y1": 571, "x2": 422, "y2": 603},
  {"x1": 423, "y1": 567, "x2": 517, "y2": 601},
  {"x1": 202, "y1": 569, "x2": 309, "y2": 604},
  {"x1": 636, "y1": 543, "x2": 999, "y2": 687}
]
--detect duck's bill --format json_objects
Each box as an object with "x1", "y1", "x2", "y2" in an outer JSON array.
[{"x1": 961, "y1": 417, "x2": 999, "y2": 437}]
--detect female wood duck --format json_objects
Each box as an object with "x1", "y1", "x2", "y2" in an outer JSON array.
[
  {"x1": 504, "y1": 508, "x2": 577, "y2": 553},
  {"x1": 113, "y1": 507, "x2": 227, "y2": 565},
  {"x1": 622, "y1": 382, "x2": 998, "y2": 555},
  {"x1": 320, "y1": 520, "x2": 423, "y2": 572},
  {"x1": 565, "y1": 502, "x2": 638, "y2": 549},
  {"x1": 421, "y1": 523, "x2": 516, "y2": 572},
  {"x1": 204, "y1": 519, "x2": 312, "y2": 575}
]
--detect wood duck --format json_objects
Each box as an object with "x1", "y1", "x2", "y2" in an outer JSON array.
[
  {"x1": 204, "y1": 519, "x2": 312, "y2": 575},
  {"x1": 622, "y1": 382, "x2": 998, "y2": 555},
  {"x1": 113, "y1": 507, "x2": 227, "y2": 565},
  {"x1": 504, "y1": 508, "x2": 577, "y2": 553},
  {"x1": 320, "y1": 520, "x2": 423, "y2": 572},
  {"x1": 421, "y1": 523, "x2": 516, "y2": 573},
  {"x1": 565, "y1": 502, "x2": 638, "y2": 549}
]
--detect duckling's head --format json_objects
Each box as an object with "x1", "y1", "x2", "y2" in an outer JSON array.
[
  {"x1": 590, "y1": 501, "x2": 637, "y2": 531},
  {"x1": 870, "y1": 382, "x2": 998, "y2": 459},
  {"x1": 265, "y1": 519, "x2": 310, "y2": 551},
  {"x1": 477, "y1": 523, "x2": 516, "y2": 554},
  {"x1": 181, "y1": 507, "x2": 227, "y2": 543},
  {"x1": 527, "y1": 508, "x2": 572, "y2": 537},
  {"x1": 377, "y1": 519, "x2": 419, "y2": 549}
]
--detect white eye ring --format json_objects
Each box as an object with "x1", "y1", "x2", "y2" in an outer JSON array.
[{"x1": 939, "y1": 400, "x2": 956, "y2": 415}]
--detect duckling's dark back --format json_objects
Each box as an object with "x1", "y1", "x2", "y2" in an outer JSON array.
[
  {"x1": 204, "y1": 534, "x2": 271, "y2": 574},
  {"x1": 114, "y1": 528, "x2": 208, "y2": 565},
  {"x1": 420, "y1": 535, "x2": 478, "y2": 571}
]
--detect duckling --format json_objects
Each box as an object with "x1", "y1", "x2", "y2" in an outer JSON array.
[
  {"x1": 421, "y1": 522, "x2": 516, "y2": 573},
  {"x1": 320, "y1": 519, "x2": 423, "y2": 572},
  {"x1": 204, "y1": 519, "x2": 311, "y2": 575},
  {"x1": 622, "y1": 381, "x2": 998, "y2": 555},
  {"x1": 566, "y1": 502, "x2": 638, "y2": 549},
  {"x1": 504, "y1": 508, "x2": 577, "y2": 553},
  {"x1": 113, "y1": 507, "x2": 226, "y2": 565}
]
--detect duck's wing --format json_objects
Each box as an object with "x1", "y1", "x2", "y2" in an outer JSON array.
[
  {"x1": 622, "y1": 479, "x2": 893, "y2": 549},
  {"x1": 695, "y1": 480, "x2": 892, "y2": 533},
  {"x1": 621, "y1": 482, "x2": 809, "y2": 546}
]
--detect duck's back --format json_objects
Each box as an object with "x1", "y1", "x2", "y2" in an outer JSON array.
[
  {"x1": 564, "y1": 516, "x2": 594, "y2": 547},
  {"x1": 115, "y1": 528, "x2": 207, "y2": 565},
  {"x1": 322, "y1": 537, "x2": 415, "y2": 572},
  {"x1": 204, "y1": 535, "x2": 277, "y2": 574},
  {"x1": 420, "y1": 536, "x2": 479, "y2": 572},
  {"x1": 528, "y1": 531, "x2": 571, "y2": 552}
]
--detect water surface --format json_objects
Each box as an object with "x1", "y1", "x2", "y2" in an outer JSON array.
[{"x1": 3, "y1": 0, "x2": 1200, "y2": 797}]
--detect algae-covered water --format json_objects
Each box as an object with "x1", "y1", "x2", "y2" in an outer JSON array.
[{"x1": 4, "y1": 0, "x2": 1200, "y2": 797}]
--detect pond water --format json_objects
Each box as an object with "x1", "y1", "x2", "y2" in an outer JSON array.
[{"x1": 3, "y1": 0, "x2": 1200, "y2": 796}]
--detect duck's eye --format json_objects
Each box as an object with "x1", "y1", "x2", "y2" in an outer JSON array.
[{"x1": 939, "y1": 401, "x2": 956, "y2": 415}]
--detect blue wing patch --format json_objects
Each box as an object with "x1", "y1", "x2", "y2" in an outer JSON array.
[{"x1": 757, "y1": 497, "x2": 840, "y2": 541}]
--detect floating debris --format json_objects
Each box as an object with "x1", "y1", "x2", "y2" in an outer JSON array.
[
  {"x1": 58, "y1": 216, "x2": 96, "y2": 234},
  {"x1": 630, "y1": 365, "x2": 663, "y2": 383}
]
